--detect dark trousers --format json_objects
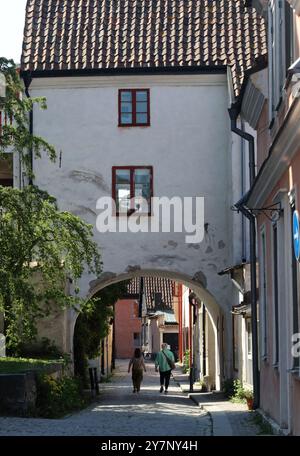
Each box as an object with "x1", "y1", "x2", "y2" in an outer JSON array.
[
  {"x1": 132, "y1": 368, "x2": 143, "y2": 391},
  {"x1": 160, "y1": 370, "x2": 172, "y2": 390}
]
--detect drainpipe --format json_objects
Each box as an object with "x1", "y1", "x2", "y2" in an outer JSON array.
[
  {"x1": 22, "y1": 72, "x2": 33, "y2": 185},
  {"x1": 138, "y1": 276, "x2": 144, "y2": 318},
  {"x1": 229, "y1": 106, "x2": 255, "y2": 186},
  {"x1": 228, "y1": 105, "x2": 260, "y2": 410},
  {"x1": 241, "y1": 119, "x2": 246, "y2": 262},
  {"x1": 178, "y1": 284, "x2": 183, "y2": 362},
  {"x1": 202, "y1": 304, "x2": 206, "y2": 377}
]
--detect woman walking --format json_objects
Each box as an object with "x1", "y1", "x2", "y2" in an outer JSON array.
[{"x1": 128, "y1": 348, "x2": 146, "y2": 393}]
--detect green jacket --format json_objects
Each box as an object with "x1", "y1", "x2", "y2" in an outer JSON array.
[{"x1": 155, "y1": 349, "x2": 175, "y2": 372}]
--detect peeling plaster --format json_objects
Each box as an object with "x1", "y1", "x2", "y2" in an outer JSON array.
[
  {"x1": 146, "y1": 255, "x2": 187, "y2": 266},
  {"x1": 71, "y1": 205, "x2": 97, "y2": 216},
  {"x1": 187, "y1": 243, "x2": 201, "y2": 250},
  {"x1": 192, "y1": 271, "x2": 207, "y2": 289},
  {"x1": 89, "y1": 272, "x2": 116, "y2": 290},
  {"x1": 218, "y1": 240, "x2": 226, "y2": 249},
  {"x1": 168, "y1": 240, "x2": 178, "y2": 248},
  {"x1": 69, "y1": 170, "x2": 110, "y2": 192},
  {"x1": 126, "y1": 265, "x2": 141, "y2": 273},
  {"x1": 204, "y1": 222, "x2": 216, "y2": 245}
]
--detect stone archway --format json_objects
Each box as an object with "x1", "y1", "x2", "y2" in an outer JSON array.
[{"x1": 72, "y1": 268, "x2": 225, "y2": 390}]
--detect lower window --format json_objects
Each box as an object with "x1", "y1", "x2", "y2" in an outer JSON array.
[{"x1": 112, "y1": 166, "x2": 153, "y2": 215}]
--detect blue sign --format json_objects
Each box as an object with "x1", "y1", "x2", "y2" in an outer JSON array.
[{"x1": 293, "y1": 210, "x2": 300, "y2": 262}]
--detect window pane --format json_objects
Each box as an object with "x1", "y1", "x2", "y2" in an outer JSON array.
[
  {"x1": 136, "y1": 113, "x2": 148, "y2": 124},
  {"x1": 121, "y1": 102, "x2": 132, "y2": 113},
  {"x1": 116, "y1": 185, "x2": 130, "y2": 213},
  {"x1": 121, "y1": 91, "x2": 132, "y2": 102},
  {"x1": 134, "y1": 169, "x2": 151, "y2": 212},
  {"x1": 121, "y1": 113, "x2": 133, "y2": 124},
  {"x1": 136, "y1": 101, "x2": 148, "y2": 113},
  {"x1": 136, "y1": 91, "x2": 148, "y2": 102},
  {"x1": 134, "y1": 169, "x2": 150, "y2": 183},
  {"x1": 116, "y1": 169, "x2": 130, "y2": 184}
]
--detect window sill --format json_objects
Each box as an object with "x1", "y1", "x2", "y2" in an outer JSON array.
[
  {"x1": 115, "y1": 212, "x2": 152, "y2": 217},
  {"x1": 272, "y1": 363, "x2": 279, "y2": 371},
  {"x1": 118, "y1": 124, "x2": 150, "y2": 128}
]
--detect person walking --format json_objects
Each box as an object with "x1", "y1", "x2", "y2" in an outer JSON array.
[
  {"x1": 128, "y1": 348, "x2": 146, "y2": 393},
  {"x1": 155, "y1": 343, "x2": 175, "y2": 394}
]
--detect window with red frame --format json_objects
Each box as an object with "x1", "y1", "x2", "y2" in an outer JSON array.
[
  {"x1": 112, "y1": 166, "x2": 153, "y2": 215},
  {"x1": 119, "y1": 89, "x2": 150, "y2": 126}
]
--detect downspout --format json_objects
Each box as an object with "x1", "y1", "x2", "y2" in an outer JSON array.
[
  {"x1": 202, "y1": 304, "x2": 206, "y2": 377},
  {"x1": 241, "y1": 119, "x2": 246, "y2": 262},
  {"x1": 228, "y1": 105, "x2": 260, "y2": 410},
  {"x1": 189, "y1": 297, "x2": 193, "y2": 368},
  {"x1": 138, "y1": 276, "x2": 144, "y2": 318},
  {"x1": 22, "y1": 72, "x2": 33, "y2": 185},
  {"x1": 178, "y1": 284, "x2": 183, "y2": 362}
]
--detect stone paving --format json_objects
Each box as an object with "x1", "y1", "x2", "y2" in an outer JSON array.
[
  {"x1": 173, "y1": 372, "x2": 262, "y2": 436},
  {"x1": 0, "y1": 360, "x2": 211, "y2": 436},
  {"x1": 0, "y1": 360, "x2": 263, "y2": 436}
]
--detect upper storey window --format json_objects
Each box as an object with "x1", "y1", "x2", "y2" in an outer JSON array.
[{"x1": 119, "y1": 89, "x2": 150, "y2": 127}]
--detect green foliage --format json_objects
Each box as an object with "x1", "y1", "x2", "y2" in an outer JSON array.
[
  {"x1": 243, "y1": 388, "x2": 254, "y2": 400},
  {"x1": 73, "y1": 281, "x2": 128, "y2": 382},
  {"x1": 0, "y1": 58, "x2": 56, "y2": 175},
  {"x1": 18, "y1": 337, "x2": 64, "y2": 359},
  {"x1": 222, "y1": 378, "x2": 235, "y2": 398},
  {"x1": 195, "y1": 379, "x2": 208, "y2": 392},
  {"x1": 0, "y1": 357, "x2": 61, "y2": 374},
  {"x1": 0, "y1": 185, "x2": 102, "y2": 354},
  {"x1": 182, "y1": 349, "x2": 190, "y2": 374},
  {"x1": 251, "y1": 412, "x2": 274, "y2": 435},
  {"x1": 0, "y1": 58, "x2": 102, "y2": 354},
  {"x1": 35, "y1": 373, "x2": 86, "y2": 418},
  {"x1": 229, "y1": 379, "x2": 247, "y2": 403}
]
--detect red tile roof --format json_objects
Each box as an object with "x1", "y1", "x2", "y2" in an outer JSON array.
[
  {"x1": 21, "y1": 0, "x2": 267, "y2": 96},
  {"x1": 127, "y1": 276, "x2": 175, "y2": 309}
]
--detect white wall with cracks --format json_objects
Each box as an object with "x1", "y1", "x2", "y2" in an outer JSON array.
[{"x1": 26, "y1": 73, "x2": 244, "y2": 383}]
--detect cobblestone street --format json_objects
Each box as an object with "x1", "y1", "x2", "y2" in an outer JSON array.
[{"x1": 0, "y1": 360, "x2": 212, "y2": 436}]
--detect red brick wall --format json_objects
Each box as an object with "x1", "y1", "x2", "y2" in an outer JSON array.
[{"x1": 115, "y1": 299, "x2": 142, "y2": 359}]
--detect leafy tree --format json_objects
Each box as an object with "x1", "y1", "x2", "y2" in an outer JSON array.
[
  {"x1": 0, "y1": 185, "x2": 102, "y2": 354},
  {"x1": 0, "y1": 57, "x2": 56, "y2": 172},
  {"x1": 0, "y1": 58, "x2": 102, "y2": 354}
]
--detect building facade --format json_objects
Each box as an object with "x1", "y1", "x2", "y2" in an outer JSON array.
[
  {"x1": 239, "y1": 0, "x2": 300, "y2": 435},
  {"x1": 114, "y1": 298, "x2": 142, "y2": 359},
  {"x1": 16, "y1": 1, "x2": 267, "y2": 391}
]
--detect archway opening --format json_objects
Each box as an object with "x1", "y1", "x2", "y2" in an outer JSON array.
[{"x1": 73, "y1": 269, "x2": 225, "y2": 392}]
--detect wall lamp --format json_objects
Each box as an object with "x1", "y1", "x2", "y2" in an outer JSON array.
[{"x1": 232, "y1": 202, "x2": 283, "y2": 223}]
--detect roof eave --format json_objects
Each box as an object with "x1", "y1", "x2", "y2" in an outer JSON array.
[{"x1": 20, "y1": 65, "x2": 228, "y2": 81}]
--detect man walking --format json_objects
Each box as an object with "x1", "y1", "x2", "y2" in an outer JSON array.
[{"x1": 155, "y1": 343, "x2": 175, "y2": 394}]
